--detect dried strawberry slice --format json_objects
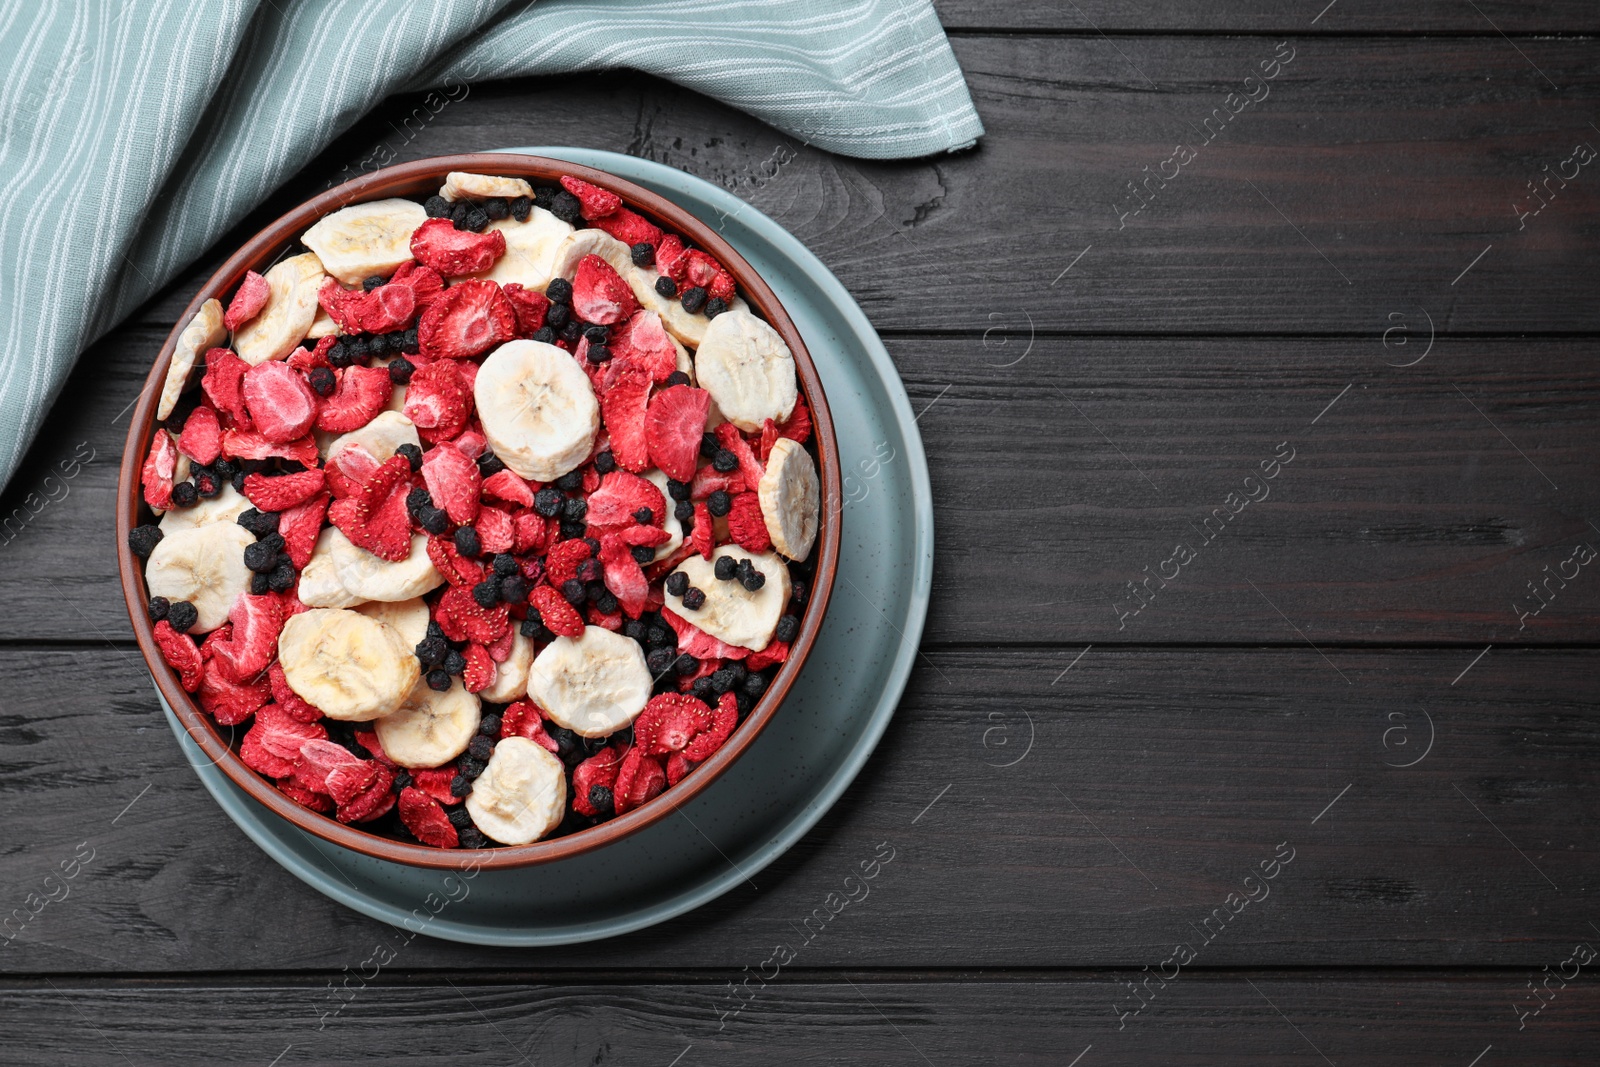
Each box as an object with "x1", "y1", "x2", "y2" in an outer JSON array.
[
  {"x1": 690, "y1": 501, "x2": 713, "y2": 559},
  {"x1": 151, "y1": 619, "x2": 203, "y2": 690},
  {"x1": 707, "y1": 269, "x2": 736, "y2": 303},
  {"x1": 398, "y1": 786, "x2": 459, "y2": 848},
  {"x1": 391, "y1": 260, "x2": 445, "y2": 309},
  {"x1": 208, "y1": 593, "x2": 284, "y2": 683},
  {"x1": 241, "y1": 728, "x2": 295, "y2": 778},
  {"x1": 665, "y1": 752, "x2": 695, "y2": 785},
  {"x1": 559, "y1": 174, "x2": 622, "y2": 219},
  {"x1": 686, "y1": 692, "x2": 738, "y2": 761},
  {"x1": 288, "y1": 336, "x2": 336, "y2": 372},
  {"x1": 243, "y1": 360, "x2": 319, "y2": 443},
  {"x1": 278, "y1": 780, "x2": 333, "y2": 812},
  {"x1": 201, "y1": 348, "x2": 252, "y2": 429},
  {"x1": 475, "y1": 506, "x2": 514, "y2": 554},
  {"x1": 690, "y1": 465, "x2": 743, "y2": 500},
  {"x1": 725, "y1": 491, "x2": 771, "y2": 553},
  {"x1": 435, "y1": 584, "x2": 510, "y2": 643},
  {"x1": 328, "y1": 455, "x2": 412, "y2": 561},
  {"x1": 409, "y1": 217, "x2": 506, "y2": 276},
  {"x1": 462, "y1": 643, "x2": 495, "y2": 693},
  {"x1": 758, "y1": 418, "x2": 779, "y2": 463},
  {"x1": 585, "y1": 470, "x2": 665, "y2": 529},
  {"x1": 336, "y1": 762, "x2": 396, "y2": 824},
  {"x1": 528, "y1": 584, "x2": 584, "y2": 638},
  {"x1": 242, "y1": 469, "x2": 325, "y2": 512},
  {"x1": 277, "y1": 490, "x2": 329, "y2": 570},
  {"x1": 253, "y1": 703, "x2": 329, "y2": 764},
  {"x1": 501, "y1": 700, "x2": 559, "y2": 752},
  {"x1": 410, "y1": 766, "x2": 461, "y2": 805},
  {"x1": 572, "y1": 254, "x2": 639, "y2": 326},
  {"x1": 655, "y1": 234, "x2": 687, "y2": 279},
  {"x1": 645, "y1": 385, "x2": 710, "y2": 481},
  {"x1": 293, "y1": 738, "x2": 366, "y2": 795},
  {"x1": 502, "y1": 283, "x2": 550, "y2": 335},
  {"x1": 221, "y1": 429, "x2": 319, "y2": 466},
  {"x1": 177, "y1": 404, "x2": 222, "y2": 465},
  {"x1": 316, "y1": 365, "x2": 392, "y2": 433},
  {"x1": 223, "y1": 270, "x2": 270, "y2": 331},
  {"x1": 513, "y1": 510, "x2": 549, "y2": 555},
  {"x1": 611, "y1": 310, "x2": 679, "y2": 383},
  {"x1": 418, "y1": 278, "x2": 516, "y2": 360},
  {"x1": 620, "y1": 525, "x2": 670, "y2": 548},
  {"x1": 197, "y1": 658, "x2": 272, "y2": 725},
  {"x1": 571, "y1": 745, "x2": 625, "y2": 815},
  {"x1": 353, "y1": 282, "x2": 417, "y2": 334},
  {"x1": 678, "y1": 249, "x2": 724, "y2": 290},
  {"x1": 646, "y1": 543, "x2": 697, "y2": 583},
  {"x1": 592, "y1": 207, "x2": 663, "y2": 247},
  {"x1": 714, "y1": 422, "x2": 764, "y2": 492},
  {"x1": 140, "y1": 430, "x2": 179, "y2": 511},
  {"x1": 316, "y1": 278, "x2": 363, "y2": 332},
  {"x1": 403, "y1": 359, "x2": 471, "y2": 443},
  {"x1": 599, "y1": 534, "x2": 649, "y2": 618},
  {"x1": 421, "y1": 441, "x2": 481, "y2": 525},
  {"x1": 613, "y1": 746, "x2": 667, "y2": 815},
  {"x1": 486, "y1": 624, "x2": 516, "y2": 663},
  {"x1": 633, "y1": 693, "x2": 714, "y2": 756},
  {"x1": 481, "y1": 468, "x2": 535, "y2": 508},
  {"x1": 662, "y1": 606, "x2": 750, "y2": 661},
  {"x1": 427, "y1": 535, "x2": 485, "y2": 587},
  {"x1": 777, "y1": 396, "x2": 811, "y2": 444},
  {"x1": 268, "y1": 662, "x2": 323, "y2": 722},
  {"x1": 540, "y1": 540, "x2": 588, "y2": 588}
]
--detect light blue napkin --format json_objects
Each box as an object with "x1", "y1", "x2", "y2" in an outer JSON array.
[{"x1": 0, "y1": 0, "x2": 982, "y2": 492}]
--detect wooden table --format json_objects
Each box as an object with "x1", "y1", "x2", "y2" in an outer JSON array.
[{"x1": 3, "y1": 4, "x2": 1598, "y2": 1062}]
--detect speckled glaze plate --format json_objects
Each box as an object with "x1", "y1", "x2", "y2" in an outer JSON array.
[{"x1": 157, "y1": 147, "x2": 932, "y2": 946}]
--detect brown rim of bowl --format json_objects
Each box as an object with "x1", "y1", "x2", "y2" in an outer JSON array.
[{"x1": 116, "y1": 153, "x2": 841, "y2": 870}]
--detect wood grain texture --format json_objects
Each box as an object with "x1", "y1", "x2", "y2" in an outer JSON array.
[
  {"x1": 934, "y1": 0, "x2": 1600, "y2": 33},
  {"x1": 3, "y1": 974, "x2": 1597, "y2": 1066},
  {"x1": 10, "y1": 332, "x2": 1595, "y2": 645},
  {"x1": 1, "y1": 646, "x2": 1594, "y2": 973},
  {"x1": 115, "y1": 37, "x2": 1600, "y2": 337}
]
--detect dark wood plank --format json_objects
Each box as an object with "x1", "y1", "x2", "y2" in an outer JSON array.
[
  {"x1": 5, "y1": 973, "x2": 1597, "y2": 1065},
  {"x1": 3, "y1": 645, "x2": 1595, "y2": 973},
  {"x1": 12, "y1": 331, "x2": 1596, "y2": 645},
  {"x1": 118, "y1": 38, "x2": 1600, "y2": 338},
  {"x1": 934, "y1": 0, "x2": 1600, "y2": 32}
]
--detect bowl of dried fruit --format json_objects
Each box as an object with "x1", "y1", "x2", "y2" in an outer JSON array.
[{"x1": 116, "y1": 153, "x2": 838, "y2": 869}]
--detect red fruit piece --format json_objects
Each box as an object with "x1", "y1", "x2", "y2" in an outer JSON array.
[
  {"x1": 777, "y1": 396, "x2": 811, "y2": 445},
  {"x1": 350, "y1": 282, "x2": 417, "y2": 335},
  {"x1": 315, "y1": 364, "x2": 393, "y2": 433},
  {"x1": 572, "y1": 254, "x2": 639, "y2": 326},
  {"x1": 391, "y1": 260, "x2": 445, "y2": 309},
  {"x1": 222, "y1": 428, "x2": 318, "y2": 465},
  {"x1": 613, "y1": 746, "x2": 667, "y2": 815},
  {"x1": 599, "y1": 366, "x2": 652, "y2": 472},
  {"x1": 585, "y1": 470, "x2": 665, "y2": 528},
  {"x1": 559, "y1": 174, "x2": 622, "y2": 219},
  {"x1": 677, "y1": 249, "x2": 723, "y2": 290},
  {"x1": 247, "y1": 703, "x2": 328, "y2": 773},
  {"x1": 269, "y1": 662, "x2": 323, "y2": 722},
  {"x1": 611, "y1": 309, "x2": 679, "y2": 382},
  {"x1": 409, "y1": 217, "x2": 506, "y2": 276},
  {"x1": 197, "y1": 659, "x2": 272, "y2": 725},
  {"x1": 725, "y1": 491, "x2": 771, "y2": 553},
  {"x1": 201, "y1": 348, "x2": 251, "y2": 429},
  {"x1": 476, "y1": 506, "x2": 514, "y2": 554},
  {"x1": 223, "y1": 270, "x2": 270, "y2": 331},
  {"x1": 528, "y1": 584, "x2": 584, "y2": 638},
  {"x1": 714, "y1": 422, "x2": 764, "y2": 492},
  {"x1": 289, "y1": 336, "x2": 336, "y2": 373},
  {"x1": 177, "y1": 405, "x2": 222, "y2": 465},
  {"x1": 759, "y1": 418, "x2": 779, "y2": 464},
  {"x1": 645, "y1": 385, "x2": 710, "y2": 481},
  {"x1": 513, "y1": 510, "x2": 549, "y2": 555},
  {"x1": 398, "y1": 787, "x2": 459, "y2": 848},
  {"x1": 335, "y1": 762, "x2": 396, "y2": 824},
  {"x1": 686, "y1": 692, "x2": 738, "y2": 761},
  {"x1": 691, "y1": 501, "x2": 713, "y2": 559},
  {"x1": 140, "y1": 430, "x2": 179, "y2": 511},
  {"x1": 633, "y1": 693, "x2": 714, "y2": 756},
  {"x1": 151, "y1": 619, "x2": 203, "y2": 690},
  {"x1": 316, "y1": 278, "x2": 363, "y2": 332},
  {"x1": 543, "y1": 540, "x2": 593, "y2": 587},
  {"x1": 435, "y1": 584, "x2": 511, "y2": 644},
  {"x1": 571, "y1": 746, "x2": 625, "y2": 815},
  {"x1": 620, "y1": 525, "x2": 670, "y2": 548},
  {"x1": 242, "y1": 361, "x2": 318, "y2": 443},
  {"x1": 486, "y1": 625, "x2": 516, "y2": 663},
  {"x1": 293, "y1": 738, "x2": 367, "y2": 794},
  {"x1": 421, "y1": 441, "x2": 481, "y2": 525},
  {"x1": 481, "y1": 468, "x2": 535, "y2": 508},
  {"x1": 592, "y1": 207, "x2": 663, "y2": 248},
  {"x1": 427, "y1": 535, "x2": 485, "y2": 587},
  {"x1": 403, "y1": 359, "x2": 471, "y2": 443},
  {"x1": 745, "y1": 640, "x2": 789, "y2": 672},
  {"x1": 209, "y1": 593, "x2": 284, "y2": 683},
  {"x1": 665, "y1": 752, "x2": 695, "y2": 786},
  {"x1": 277, "y1": 490, "x2": 329, "y2": 570},
  {"x1": 501, "y1": 700, "x2": 558, "y2": 753},
  {"x1": 242, "y1": 469, "x2": 325, "y2": 512},
  {"x1": 463, "y1": 643, "x2": 495, "y2": 693},
  {"x1": 502, "y1": 283, "x2": 550, "y2": 335},
  {"x1": 655, "y1": 234, "x2": 687, "y2": 279},
  {"x1": 278, "y1": 780, "x2": 333, "y2": 812},
  {"x1": 588, "y1": 605, "x2": 623, "y2": 630},
  {"x1": 411, "y1": 766, "x2": 461, "y2": 806},
  {"x1": 690, "y1": 464, "x2": 743, "y2": 500},
  {"x1": 599, "y1": 534, "x2": 649, "y2": 618},
  {"x1": 328, "y1": 455, "x2": 412, "y2": 561},
  {"x1": 708, "y1": 269, "x2": 736, "y2": 303},
  {"x1": 418, "y1": 279, "x2": 516, "y2": 360},
  {"x1": 662, "y1": 605, "x2": 750, "y2": 661}
]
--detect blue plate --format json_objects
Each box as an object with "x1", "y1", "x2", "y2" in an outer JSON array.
[{"x1": 160, "y1": 147, "x2": 933, "y2": 945}]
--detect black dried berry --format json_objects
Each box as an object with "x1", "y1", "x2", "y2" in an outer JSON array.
[
  {"x1": 250, "y1": 572, "x2": 270, "y2": 595},
  {"x1": 743, "y1": 673, "x2": 769, "y2": 698},
  {"x1": 594, "y1": 450, "x2": 616, "y2": 473},
  {"x1": 128, "y1": 525, "x2": 163, "y2": 559},
  {"x1": 585, "y1": 343, "x2": 611, "y2": 364},
  {"x1": 681, "y1": 586, "x2": 706, "y2": 610},
  {"x1": 561, "y1": 578, "x2": 587, "y2": 606},
  {"x1": 520, "y1": 616, "x2": 553, "y2": 641},
  {"x1": 534, "y1": 487, "x2": 564, "y2": 518},
  {"x1": 194, "y1": 468, "x2": 222, "y2": 498},
  {"x1": 631, "y1": 544, "x2": 654, "y2": 564},
  {"x1": 488, "y1": 553, "x2": 515, "y2": 577},
  {"x1": 659, "y1": 479, "x2": 687, "y2": 503},
  {"x1": 261, "y1": 531, "x2": 285, "y2": 552},
  {"x1": 167, "y1": 601, "x2": 198, "y2": 633},
  {"x1": 428, "y1": 620, "x2": 447, "y2": 641},
  {"x1": 705, "y1": 297, "x2": 728, "y2": 318},
  {"x1": 393, "y1": 768, "x2": 413, "y2": 791},
  {"x1": 561, "y1": 319, "x2": 583, "y2": 344},
  {"x1": 646, "y1": 646, "x2": 676, "y2": 674},
  {"x1": 346, "y1": 336, "x2": 372, "y2": 364},
  {"x1": 549, "y1": 725, "x2": 577, "y2": 757},
  {"x1": 630, "y1": 242, "x2": 655, "y2": 267},
  {"x1": 395, "y1": 442, "x2": 423, "y2": 471},
  {"x1": 402, "y1": 327, "x2": 419, "y2": 353},
  {"x1": 531, "y1": 325, "x2": 555, "y2": 344},
  {"x1": 476, "y1": 450, "x2": 506, "y2": 477},
  {"x1": 448, "y1": 807, "x2": 474, "y2": 829},
  {"x1": 451, "y1": 526, "x2": 481, "y2": 558},
  {"x1": 700, "y1": 432, "x2": 721, "y2": 457},
  {"x1": 712, "y1": 449, "x2": 738, "y2": 473},
  {"x1": 714, "y1": 555, "x2": 738, "y2": 581},
  {"x1": 170, "y1": 481, "x2": 198, "y2": 507},
  {"x1": 775, "y1": 614, "x2": 799, "y2": 642},
  {"x1": 545, "y1": 303, "x2": 570, "y2": 330},
  {"x1": 583, "y1": 325, "x2": 609, "y2": 345},
  {"x1": 388, "y1": 356, "x2": 415, "y2": 386},
  {"x1": 243, "y1": 540, "x2": 279, "y2": 573},
  {"x1": 560, "y1": 519, "x2": 586, "y2": 540},
  {"x1": 532, "y1": 186, "x2": 557, "y2": 210},
  {"x1": 424, "y1": 195, "x2": 451, "y2": 218},
  {"x1": 479, "y1": 713, "x2": 502, "y2": 737},
  {"x1": 415, "y1": 635, "x2": 447, "y2": 668},
  {"x1": 692, "y1": 677, "x2": 716, "y2": 702},
  {"x1": 472, "y1": 580, "x2": 500, "y2": 609},
  {"x1": 790, "y1": 579, "x2": 808, "y2": 606},
  {"x1": 463, "y1": 206, "x2": 490, "y2": 232},
  {"x1": 406, "y1": 487, "x2": 432, "y2": 515},
  {"x1": 467, "y1": 735, "x2": 495, "y2": 762},
  {"x1": 449, "y1": 200, "x2": 472, "y2": 227},
  {"x1": 583, "y1": 536, "x2": 602, "y2": 554},
  {"x1": 707, "y1": 490, "x2": 732, "y2": 517},
  {"x1": 589, "y1": 784, "x2": 615, "y2": 816},
  {"x1": 739, "y1": 559, "x2": 765, "y2": 592},
  {"x1": 655, "y1": 275, "x2": 678, "y2": 298},
  {"x1": 555, "y1": 470, "x2": 584, "y2": 492},
  {"x1": 680, "y1": 286, "x2": 708, "y2": 314},
  {"x1": 664, "y1": 370, "x2": 692, "y2": 387},
  {"x1": 147, "y1": 596, "x2": 170, "y2": 622},
  {"x1": 563, "y1": 497, "x2": 588, "y2": 523},
  {"x1": 595, "y1": 591, "x2": 618, "y2": 615},
  {"x1": 646, "y1": 621, "x2": 673, "y2": 648},
  {"x1": 546, "y1": 277, "x2": 573, "y2": 304},
  {"x1": 308, "y1": 365, "x2": 336, "y2": 396},
  {"x1": 459, "y1": 827, "x2": 489, "y2": 849},
  {"x1": 418, "y1": 506, "x2": 450, "y2": 535},
  {"x1": 675, "y1": 500, "x2": 695, "y2": 523},
  {"x1": 362, "y1": 274, "x2": 386, "y2": 292},
  {"x1": 327, "y1": 340, "x2": 353, "y2": 368},
  {"x1": 510, "y1": 195, "x2": 532, "y2": 221},
  {"x1": 268, "y1": 560, "x2": 296, "y2": 593},
  {"x1": 674, "y1": 653, "x2": 697, "y2": 676},
  {"x1": 450, "y1": 774, "x2": 472, "y2": 797},
  {"x1": 212, "y1": 458, "x2": 237, "y2": 480},
  {"x1": 500, "y1": 575, "x2": 529, "y2": 604},
  {"x1": 550, "y1": 190, "x2": 582, "y2": 225},
  {"x1": 484, "y1": 197, "x2": 509, "y2": 220},
  {"x1": 443, "y1": 649, "x2": 468, "y2": 676},
  {"x1": 623, "y1": 619, "x2": 648, "y2": 644},
  {"x1": 576, "y1": 558, "x2": 602, "y2": 583},
  {"x1": 735, "y1": 691, "x2": 754, "y2": 715},
  {"x1": 231, "y1": 470, "x2": 247, "y2": 493},
  {"x1": 585, "y1": 580, "x2": 606, "y2": 604},
  {"x1": 711, "y1": 667, "x2": 738, "y2": 694},
  {"x1": 459, "y1": 756, "x2": 486, "y2": 779}
]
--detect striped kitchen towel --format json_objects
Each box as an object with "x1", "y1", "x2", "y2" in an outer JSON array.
[{"x1": 0, "y1": 0, "x2": 982, "y2": 492}]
